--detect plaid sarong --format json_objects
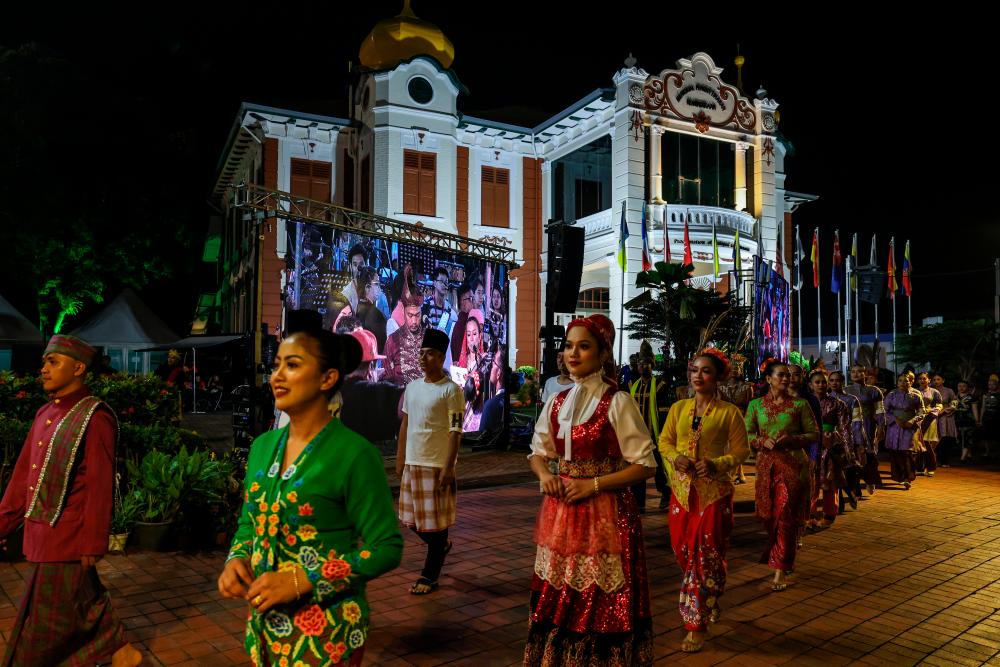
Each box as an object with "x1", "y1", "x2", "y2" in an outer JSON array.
[
  {"x1": 2, "y1": 562, "x2": 126, "y2": 667},
  {"x1": 398, "y1": 465, "x2": 456, "y2": 532}
]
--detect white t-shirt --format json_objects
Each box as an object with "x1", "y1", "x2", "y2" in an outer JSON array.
[
  {"x1": 402, "y1": 375, "x2": 465, "y2": 468},
  {"x1": 541, "y1": 375, "x2": 574, "y2": 403}
]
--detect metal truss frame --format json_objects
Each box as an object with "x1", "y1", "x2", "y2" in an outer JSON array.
[{"x1": 230, "y1": 183, "x2": 519, "y2": 266}]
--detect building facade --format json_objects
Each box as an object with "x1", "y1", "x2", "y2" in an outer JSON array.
[{"x1": 205, "y1": 8, "x2": 801, "y2": 372}]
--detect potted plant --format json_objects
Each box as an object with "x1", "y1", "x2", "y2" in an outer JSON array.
[
  {"x1": 109, "y1": 490, "x2": 140, "y2": 553},
  {"x1": 126, "y1": 446, "x2": 226, "y2": 551},
  {"x1": 175, "y1": 452, "x2": 236, "y2": 551}
]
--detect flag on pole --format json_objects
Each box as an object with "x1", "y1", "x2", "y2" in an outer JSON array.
[
  {"x1": 683, "y1": 214, "x2": 693, "y2": 266},
  {"x1": 792, "y1": 226, "x2": 805, "y2": 290},
  {"x1": 869, "y1": 234, "x2": 877, "y2": 268},
  {"x1": 850, "y1": 233, "x2": 859, "y2": 291},
  {"x1": 902, "y1": 240, "x2": 912, "y2": 297},
  {"x1": 733, "y1": 227, "x2": 742, "y2": 273},
  {"x1": 663, "y1": 214, "x2": 671, "y2": 264},
  {"x1": 774, "y1": 236, "x2": 784, "y2": 278},
  {"x1": 712, "y1": 220, "x2": 720, "y2": 278},
  {"x1": 831, "y1": 230, "x2": 843, "y2": 294},
  {"x1": 640, "y1": 204, "x2": 652, "y2": 271},
  {"x1": 616, "y1": 201, "x2": 628, "y2": 271},
  {"x1": 810, "y1": 228, "x2": 820, "y2": 288},
  {"x1": 887, "y1": 237, "x2": 897, "y2": 299}
]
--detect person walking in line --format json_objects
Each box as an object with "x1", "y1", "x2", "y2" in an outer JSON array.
[
  {"x1": 914, "y1": 372, "x2": 943, "y2": 477},
  {"x1": 524, "y1": 314, "x2": 657, "y2": 666},
  {"x1": 659, "y1": 349, "x2": 749, "y2": 653},
  {"x1": 931, "y1": 374, "x2": 958, "y2": 467},
  {"x1": 630, "y1": 354, "x2": 673, "y2": 511},
  {"x1": 0, "y1": 335, "x2": 142, "y2": 667},
  {"x1": 745, "y1": 360, "x2": 819, "y2": 593},
  {"x1": 219, "y1": 329, "x2": 402, "y2": 666},
  {"x1": 883, "y1": 372, "x2": 926, "y2": 490},
  {"x1": 846, "y1": 365, "x2": 886, "y2": 494},
  {"x1": 396, "y1": 328, "x2": 465, "y2": 595}
]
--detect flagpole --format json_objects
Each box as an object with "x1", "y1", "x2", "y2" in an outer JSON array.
[
  {"x1": 795, "y1": 226, "x2": 803, "y2": 352},
  {"x1": 853, "y1": 233, "x2": 860, "y2": 354},
  {"x1": 845, "y1": 254, "x2": 852, "y2": 373},
  {"x1": 618, "y1": 201, "x2": 626, "y2": 366},
  {"x1": 815, "y1": 229, "x2": 822, "y2": 364},
  {"x1": 835, "y1": 230, "x2": 842, "y2": 372},
  {"x1": 872, "y1": 234, "x2": 879, "y2": 356},
  {"x1": 891, "y1": 237, "x2": 897, "y2": 376},
  {"x1": 908, "y1": 294, "x2": 912, "y2": 336}
]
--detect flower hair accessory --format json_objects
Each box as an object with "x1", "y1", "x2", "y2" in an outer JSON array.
[
  {"x1": 696, "y1": 347, "x2": 731, "y2": 380},
  {"x1": 759, "y1": 357, "x2": 781, "y2": 374}
]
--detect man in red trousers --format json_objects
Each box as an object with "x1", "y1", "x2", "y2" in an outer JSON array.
[{"x1": 0, "y1": 335, "x2": 141, "y2": 666}]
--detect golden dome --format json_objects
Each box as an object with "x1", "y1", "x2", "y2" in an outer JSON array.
[{"x1": 359, "y1": 1, "x2": 455, "y2": 71}]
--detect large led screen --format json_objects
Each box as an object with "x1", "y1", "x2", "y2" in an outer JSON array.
[
  {"x1": 284, "y1": 222, "x2": 509, "y2": 442},
  {"x1": 753, "y1": 256, "x2": 791, "y2": 366}
]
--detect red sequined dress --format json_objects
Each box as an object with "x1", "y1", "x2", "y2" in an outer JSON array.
[{"x1": 524, "y1": 383, "x2": 653, "y2": 666}]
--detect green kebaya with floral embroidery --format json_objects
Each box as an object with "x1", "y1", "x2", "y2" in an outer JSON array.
[{"x1": 228, "y1": 419, "x2": 403, "y2": 666}]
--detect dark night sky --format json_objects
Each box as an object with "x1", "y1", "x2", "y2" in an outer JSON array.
[{"x1": 4, "y1": 4, "x2": 997, "y2": 337}]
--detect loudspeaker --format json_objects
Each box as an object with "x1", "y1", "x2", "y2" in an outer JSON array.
[
  {"x1": 855, "y1": 266, "x2": 886, "y2": 305},
  {"x1": 547, "y1": 225, "x2": 585, "y2": 313}
]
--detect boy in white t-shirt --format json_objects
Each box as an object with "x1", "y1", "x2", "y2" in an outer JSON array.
[{"x1": 395, "y1": 328, "x2": 464, "y2": 594}]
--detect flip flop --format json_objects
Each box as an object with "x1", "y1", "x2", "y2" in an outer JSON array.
[
  {"x1": 681, "y1": 632, "x2": 705, "y2": 653},
  {"x1": 410, "y1": 577, "x2": 439, "y2": 595}
]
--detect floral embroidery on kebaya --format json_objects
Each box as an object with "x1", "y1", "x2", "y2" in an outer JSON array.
[{"x1": 298, "y1": 503, "x2": 314, "y2": 516}]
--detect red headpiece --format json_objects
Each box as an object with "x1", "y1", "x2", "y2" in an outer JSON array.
[
  {"x1": 566, "y1": 314, "x2": 617, "y2": 387},
  {"x1": 696, "y1": 347, "x2": 731, "y2": 381}
]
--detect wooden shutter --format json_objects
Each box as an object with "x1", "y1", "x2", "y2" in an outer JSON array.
[
  {"x1": 403, "y1": 150, "x2": 419, "y2": 214},
  {"x1": 481, "y1": 167, "x2": 495, "y2": 227},
  {"x1": 495, "y1": 168, "x2": 509, "y2": 228},
  {"x1": 290, "y1": 159, "x2": 311, "y2": 198},
  {"x1": 290, "y1": 159, "x2": 331, "y2": 202},
  {"x1": 481, "y1": 166, "x2": 509, "y2": 228},
  {"x1": 418, "y1": 152, "x2": 436, "y2": 216},
  {"x1": 311, "y1": 162, "x2": 331, "y2": 202}
]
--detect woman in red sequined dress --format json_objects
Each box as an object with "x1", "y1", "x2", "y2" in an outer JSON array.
[{"x1": 524, "y1": 315, "x2": 657, "y2": 666}]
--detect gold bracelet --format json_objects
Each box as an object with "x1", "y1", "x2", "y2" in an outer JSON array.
[
  {"x1": 593, "y1": 476, "x2": 600, "y2": 494},
  {"x1": 292, "y1": 567, "x2": 301, "y2": 600}
]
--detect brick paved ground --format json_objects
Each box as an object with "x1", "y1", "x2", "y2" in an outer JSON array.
[{"x1": 2, "y1": 461, "x2": 999, "y2": 666}]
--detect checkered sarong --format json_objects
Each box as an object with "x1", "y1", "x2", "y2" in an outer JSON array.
[
  {"x1": 398, "y1": 465, "x2": 456, "y2": 532},
  {"x1": 2, "y1": 562, "x2": 126, "y2": 667}
]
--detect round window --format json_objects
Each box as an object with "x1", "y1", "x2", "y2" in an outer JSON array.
[{"x1": 408, "y1": 77, "x2": 434, "y2": 105}]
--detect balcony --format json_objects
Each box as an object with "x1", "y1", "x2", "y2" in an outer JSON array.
[
  {"x1": 575, "y1": 204, "x2": 756, "y2": 242},
  {"x1": 656, "y1": 204, "x2": 756, "y2": 237}
]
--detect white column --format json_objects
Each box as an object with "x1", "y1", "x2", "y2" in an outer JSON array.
[
  {"x1": 650, "y1": 125, "x2": 665, "y2": 204},
  {"x1": 734, "y1": 141, "x2": 749, "y2": 212}
]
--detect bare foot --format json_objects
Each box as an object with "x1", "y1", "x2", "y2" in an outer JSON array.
[{"x1": 111, "y1": 643, "x2": 142, "y2": 667}]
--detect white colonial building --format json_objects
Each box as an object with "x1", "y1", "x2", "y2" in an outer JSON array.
[{"x1": 209, "y1": 5, "x2": 802, "y2": 370}]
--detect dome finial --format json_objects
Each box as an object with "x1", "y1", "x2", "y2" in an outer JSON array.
[{"x1": 359, "y1": 1, "x2": 454, "y2": 70}]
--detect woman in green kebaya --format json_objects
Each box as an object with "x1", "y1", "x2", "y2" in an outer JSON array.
[{"x1": 218, "y1": 328, "x2": 403, "y2": 666}]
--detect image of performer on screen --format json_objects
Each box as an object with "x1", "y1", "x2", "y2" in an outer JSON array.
[
  {"x1": 422, "y1": 266, "x2": 455, "y2": 334},
  {"x1": 386, "y1": 267, "x2": 426, "y2": 386},
  {"x1": 458, "y1": 310, "x2": 492, "y2": 432}
]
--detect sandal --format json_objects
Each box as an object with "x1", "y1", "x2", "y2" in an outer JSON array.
[
  {"x1": 410, "y1": 577, "x2": 439, "y2": 595},
  {"x1": 681, "y1": 631, "x2": 705, "y2": 653},
  {"x1": 771, "y1": 581, "x2": 788, "y2": 592}
]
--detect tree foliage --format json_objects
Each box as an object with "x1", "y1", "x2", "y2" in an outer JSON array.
[
  {"x1": 623, "y1": 262, "x2": 751, "y2": 386},
  {"x1": 0, "y1": 43, "x2": 196, "y2": 336},
  {"x1": 893, "y1": 319, "x2": 999, "y2": 383}
]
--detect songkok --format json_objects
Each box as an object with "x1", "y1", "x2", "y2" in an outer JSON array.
[
  {"x1": 421, "y1": 329, "x2": 449, "y2": 355},
  {"x1": 44, "y1": 335, "x2": 96, "y2": 367}
]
